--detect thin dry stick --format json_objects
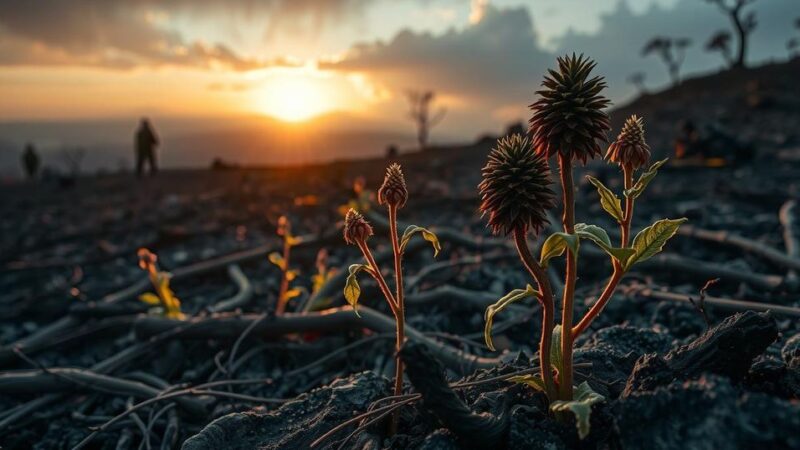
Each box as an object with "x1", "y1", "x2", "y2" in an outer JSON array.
[{"x1": 634, "y1": 286, "x2": 800, "y2": 318}]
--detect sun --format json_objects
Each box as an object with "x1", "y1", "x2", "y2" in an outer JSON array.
[{"x1": 254, "y1": 74, "x2": 333, "y2": 122}]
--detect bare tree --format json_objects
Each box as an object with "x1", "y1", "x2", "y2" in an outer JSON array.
[
  {"x1": 60, "y1": 147, "x2": 86, "y2": 177},
  {"x1": 405, "y1": 90, "x2": 446, "y2": 150},
  {"x1": 787, "y1": 38, "x2": 799, "y2": 59},
  {"x1": 627, "y1": 72, "x2": 648, "y2": 95},
  {"x1": 704, "y1": 0, "x2": 758, "y2": 68},
  {"x1": 642, "y1": 37, "x2": 692, "y2": 86},
  {"x1": 706, "y1": 30, "x2": 734, "y2": 67}
]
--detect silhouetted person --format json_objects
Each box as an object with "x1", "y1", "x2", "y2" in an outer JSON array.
[
  {"x1": 135, "y1": 118, "x2": 159, "y2": 177},
  {"x1": 22, "y1": 143, "x2": 40, "y2": 179}
]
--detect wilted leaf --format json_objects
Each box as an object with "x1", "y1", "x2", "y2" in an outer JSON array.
[
  {"x1": 540, "y1": 232, "x2": 579, "y2": 267},
  {"x1": 586, "y1": 175, "x2": 624, "y2": 222},
  {"x1": 139, "y1": 292, "x2": 161, "y2": 305},
  {"x1": 484, "y1": 286, "x2": 536, "y2": 351},
  {"x1": 400, "y1": 225, "x2": 441, "y2": 257},
  {"x1": 344, "y1": 264, "x2": 370, "y2": 316},
  {"x1": 268, "y1": 252, "x2": 286, "y2": 271},
  {"x1": 626, "y1": 218, "x2": 687, "y2": 269},
  {"x1": 284, "y1": 288, "x2": 303, "y2": 300},
  {"x1": 624, "y1": 158, "x2": 668, "y2": 199},
  {"x1": 286, "y1": 270, "x2": 298, "y2": 282},
  {"x1": 550, "y1": 324, "x2": 563, "y2": 372},
  {"x1": 550, "y1": 382, "x2": 605, "y2": 439},
  {"x1": 508, "y1": 374, "x2": 546, "y2": 392}
]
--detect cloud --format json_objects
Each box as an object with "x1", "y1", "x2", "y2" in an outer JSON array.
[
  {"x1": 0, "y1": 0, "x2": 367, "y2": 70},
  {"x1": 321, "y1": 5, "x2": 554, "y2": 111}
]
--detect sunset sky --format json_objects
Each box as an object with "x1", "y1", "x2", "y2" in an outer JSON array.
[{"x1": 0, "y1": 0, "x2": 797, "y2": 170}]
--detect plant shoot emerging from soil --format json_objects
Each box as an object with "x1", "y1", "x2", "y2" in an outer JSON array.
[
  {"x1": 343, "y1": 163, "x2": 440, "y2": 434},
  {"x1": 269, "y1": 215, "x2": 304, "y2": 315},
  {"x1": 137, "y1": 248, "x2": 184, "y2": 319},
  {"x1": 483, "y1": 54, "x2": 686, "y2": 439}
]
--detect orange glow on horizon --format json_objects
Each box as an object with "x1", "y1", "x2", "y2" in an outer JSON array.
[{"x1": 252, "y1": 72, "x2": 338, "y2": 122}]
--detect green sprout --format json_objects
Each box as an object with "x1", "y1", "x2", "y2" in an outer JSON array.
[
  {"x1": 343, "y1": 163, "x2": 440, "y2": 434},
  {"x1": 482, "y1": 54, "x2": 686, "y2": 439},
  {"x1": 137, "y1": 248, "x2": 184, "y2": 319},
  {"x1": 269, "y1": 215, "x2": 303, "y2": 315}
]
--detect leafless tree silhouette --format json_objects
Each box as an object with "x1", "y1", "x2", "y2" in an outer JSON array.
[
  {"x1": 706, "y1": 30, "x2": 734, "y2": 67},
  {"x1": 627, "y1": 72, "x2": 648, "y2": 95},
  {"x1": 704, "y1": 0, "x2": 758, "y2": 68},
  {"x1": 60, "y1": 147, "x2": 86, "y2": 177},
  {"x1": 642, "y1": 37, "x2": 692, "y2": 86},
  {"x1": 405, "y1": 90, "x2": 446, "y2": 150}
]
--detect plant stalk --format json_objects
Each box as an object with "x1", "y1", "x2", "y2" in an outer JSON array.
[
  {"x1": 356, "y1": 241, "x2": 400, "y2": 316},
  {"x1": 387, "y1": 205, "x2": 406, "y2": 435},
  {"x1": 572, "y1": 163, "x2": 634, "y2": 338},
  {"x1": 275, "y1": 237, "x2": 293, "y2": 315},
  {"x1": 513, "y1": 226, "x2": 557, "y2": 401},
  {"x1": 557, "y1": 155, "x2": 576, "y2": 401}
]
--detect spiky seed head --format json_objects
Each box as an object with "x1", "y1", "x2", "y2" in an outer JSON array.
[
  {"x1": 606, "y1": 115, "x2": 651, "y2": 170},
  {"x1": 529, "y1": 53, "x2": 611, "y2": 164},
  {"x1": 377, "y1": 163, "x2": 408, "y2": 208},
  {"x1": 343, "y1": 209, "x2": 373, "y2": 245},
  {"x1": 478, "y1": 134, "x2": 557, "y2": 236}
]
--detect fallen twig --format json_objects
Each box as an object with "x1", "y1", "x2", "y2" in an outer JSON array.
[
  {"x1": 633, "y1": 286, "x2": 800, "y2": 318},
  {"x1": 134, "y1": 306, "x2": 501, "y2": 374},
  {"x1": 678, "y1": 224, "x2": 800, "y2": 272}
]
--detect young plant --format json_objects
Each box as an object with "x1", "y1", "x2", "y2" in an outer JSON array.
[
  {"x1": 137, "y1": 248, "x2": 184, "y2": 319},
  {"x1": 269, "y1": 215, "x2": 303, "y2": 315},
  {"x1": 343, "y1": 163, "x2": 440, "y2": 434},
  {"x1": 483, "y1": 54, "x2": 686, "y2": 438}
]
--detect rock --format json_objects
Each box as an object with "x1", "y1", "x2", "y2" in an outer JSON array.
[
  {"x1": 624, "y1": 311, "x2": 778, "y2": 396},
  {"x1": 615, "y1": 376, "x2": 800, "y2": 450},
  {"x1": 182, "y1": 371, "x2": 390, "y2": 450},
  {"x1": 782, "y1": 333, "x2": 800, "y2": 369}
]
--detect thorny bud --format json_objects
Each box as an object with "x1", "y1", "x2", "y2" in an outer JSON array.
[
  {"x1": 276, "y1": 215, "x2": 291, "y2": 237},
  {"x1": 529, "y1": 53, "x2": 611, "y2": 164},
  {"x1": 479, "y1": 134, "x2": 557, "y2": 236},
  {"x1": 377, "y1": 163, "x2": 408, "y2": 209},
  {"x1": 343, "y1": 209, "x2": 374, "y2": 245},
  {"x1": 606, "y1": 115, "x2": 651, "y2": 170},
  {"x1": 137, "y1": 248, "x2": 157, "y2": 271}
]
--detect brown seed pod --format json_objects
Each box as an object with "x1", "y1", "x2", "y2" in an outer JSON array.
[
  {"x1": 478, "y1": 134, "x2": 557, "y2": 236},
  {"x1": 377, "y1": 163, "x2": 408, "y2": 209},
  {"x1": 343, "y1": 209, "x2": 374, "y2": 245},
  {"x1": 606, "y1": 115, "x2": 651, "y2": 170},
  {"x1": 529, "y1": 54, "x2": 611, "y2": 164}
]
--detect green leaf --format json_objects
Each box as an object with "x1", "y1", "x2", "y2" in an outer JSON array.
[
  {"x1": 508, "y1": 374, "x2": 546, "y2": 392},
  {"x1": 586, "y1": 175, "x2": 624, "y2": 222},
  {"x1": 626, "y1": 218, "x2": 687, "y2": 269},
  {"x1": 540, "y1": 232, "x2": 579, "y2": 267},
  {"x1": 344, "y1": 264, "x2": 370, "y2": 316},
  {"x1": 574, "y1": 223, "x2": 636, "y2": 267},
  {"x1": 268, "y1": 252, "x2": 286, "y2": 271},
  {"x1": 400, "y1": 225, "x2": 441, "y2": 257},
  {"x1": 484, "y1": 285, "x2": 536, "y2": 351},
  {"x1": 624, "y1": 158, "x2": 668, "y2": 199},
  {"x1": 550, "y1": 382, "x2": 605, "y2": 439}
]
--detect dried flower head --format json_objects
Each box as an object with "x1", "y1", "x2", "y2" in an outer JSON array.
[
  {"x1": 479, "y1": 134, "x2": 557, "y2": 236},
  {"x1": 137, "y1": 248, "x2": 157, "y2": 271},
  {"x1": 276, "y1": 215, "x2": 290, "y2": 237},
  {"x1": 343, "y1": 209, "x2": 374, "y2": 245},
  {"x1": 606, "y1": 115, "x2": 651, "y2": 170},
  {"x1": 377, "y1": 163, "x2": 408, "y2": 209},
  {"x1": 529, "y1": 54, "x2": 611, "y2": 164}
]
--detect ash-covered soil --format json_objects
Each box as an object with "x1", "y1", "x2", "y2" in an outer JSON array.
[{"x1": 2, "y1": 61, "x2": 800, "y2": 449}]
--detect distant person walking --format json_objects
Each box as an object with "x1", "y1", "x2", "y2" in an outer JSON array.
[
  {"x1": 135, "y1": 118, "x2": 159, "y2": 177},
  {"x1": 22, "y1": 143, "x2": 40, "y2": 179}
]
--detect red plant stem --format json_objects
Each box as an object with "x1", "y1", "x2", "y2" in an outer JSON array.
[
  {"x1": 513, "y1": 226, "x2": 557, "y2": 401},
  {"x1": 387, "y1": 205, "x2": 406, "y2": 435},
  {"x1": 557, "y1": 155, "x2": 575, "y2": 401},
  {"x1": 572, "y1": 163, "x2": 635, "y2": 339},
  {"x1": 356, "y1": 241, "x2": 399, "y2": 317},
  {"x1": 275, "y1": 237, "x2": 293, "y2": 315}
]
